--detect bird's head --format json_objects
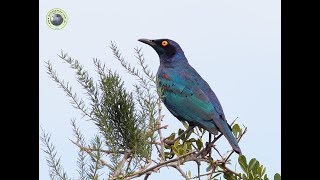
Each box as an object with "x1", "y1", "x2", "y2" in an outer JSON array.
[{"x1": 138, "y1": 38, "x2": 186, "y2": 63}]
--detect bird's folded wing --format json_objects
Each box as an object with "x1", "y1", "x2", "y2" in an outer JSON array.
[{"x1": 160, "y1": 77, "x2": 215, "y2": 122}]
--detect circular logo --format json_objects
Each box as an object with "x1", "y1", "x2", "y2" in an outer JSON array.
[{"x1": 46, "y1": 8, "x2": 67, "y2": 30}]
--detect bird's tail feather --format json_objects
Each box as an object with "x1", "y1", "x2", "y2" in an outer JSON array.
[{"x1": 215, "y1": 120, "x2": 242, "y2": 155}]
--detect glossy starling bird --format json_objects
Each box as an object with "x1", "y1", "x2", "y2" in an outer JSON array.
[{"x1": 138, "y1": 38, "x2": 242, "y2": 154}]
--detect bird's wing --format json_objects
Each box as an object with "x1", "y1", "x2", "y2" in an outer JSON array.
[
  {"x1": 159, "y1": 72, "x2": 242, "y2": 154},
  {"x1": 185, "y1": 66, "x2": 226, "y2": 120},
  {"x1": 159, "y1": 74, "x2": 215, "y2": 122},
  {"x1": 176, "y1": 68, "x2": 242, "y2": 154},
  {"x1": 159, "y1": 74, "x2": 220, "y2": 135}
]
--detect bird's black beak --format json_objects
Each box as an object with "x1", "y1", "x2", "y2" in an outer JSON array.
[{"x1": 138, "y1": 39, "x2": 156, "y2": 47}]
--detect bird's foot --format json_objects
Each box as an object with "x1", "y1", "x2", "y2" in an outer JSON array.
[{"x1": 201, "y1": 142, "x2": 213, "y2": 157}]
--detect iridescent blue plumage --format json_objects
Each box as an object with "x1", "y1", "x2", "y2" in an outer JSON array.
[{"x1": 138, "y1": 38, "x2": 242, "y2": 154}]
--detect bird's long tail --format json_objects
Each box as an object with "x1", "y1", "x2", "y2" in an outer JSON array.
[{"x1": 215, "y1": 120, "x2": 242, "y2": 155}]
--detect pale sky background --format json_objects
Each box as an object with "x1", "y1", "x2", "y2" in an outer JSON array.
[{"x1": 39, "y1": 0, "x2": 280, "y2": 179}]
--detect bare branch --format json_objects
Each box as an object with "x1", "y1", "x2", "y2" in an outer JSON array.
[
  {"x1": 154, "y1": 143, "x2": 162, "y2": 158},
  {"x1": 127, "y1": 151, "x2": 195, "y2": 179},
  {"x1": 190, "y1": 172, "x2": 212, "y2": 179},
  {"x1": 143, "y1": 172, "x2": 151, "y2": 180},
  {"x1": 111, "y1": 150, "x2": 132, "y2": 178},
  {"x1": 230, "y1": 117, "x2": 238, "y2": 126},
  {"x1": 70, "y1": 140, "x2": 114, "y2": 170},
  {"x1": 155, "y1": 124, "x2": 168, "y2": 131},
  {"x1": 213, "y1": 146, "x2": 224, "y2": 159},
  {"x1": 195, "y1": 159, "x2": 201, "y2": 180},
  {"x1": 71, "y1": 139, "x2": 125, "y2": 154}
]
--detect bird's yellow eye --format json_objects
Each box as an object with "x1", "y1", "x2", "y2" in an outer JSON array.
[{"x1": 162, "y1": 40, "x2": 168, "y2": 46}]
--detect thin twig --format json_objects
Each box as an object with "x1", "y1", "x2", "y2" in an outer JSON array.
[
  {"x1": 125, "y1": 157, "x2": 133, "y2": 174},
  {"x1": 220, "y1": 163, "x2": 241, "y2": 177},
  {"x1": 144, "y1": 172, "x2": 151, "y2": 180},
  {"x1": 125, "y1": 159, "x2": 153, "y2": 180},
  {"x1": 99, "y1": 159, "x2": 114, "y2": 170},
  {"x1": 45, "y1": 61, "x2": 93, "y2": 120},
  {"x1": 195, "y1": 133, "x2": 223, "y2": 158},
  {"x1": 71, "y1": 139, "x2": 125, "y2": 154},
  {"x1": 127, "y1": 151, "x2": 195, "y2": 179},
  {"x1": 225, "y1": 127, "x2": 247, "y2": 162},
  {"x1": 134, "y1": 47, "x2": 156, "y2": 83},
  {"x1": 213, "y1": 146, "x2": 224, "y2": 159},
  {"x1": 207, "y1": 170, "x2": 216, "y2": 180},
  {"x1": 149, "y1": 141, "x2": 161, "y2": 145},
  {"x1": 170, "y1": 165, "x2": 190, "y2": 180},
  {"x1": 196, "y1": 160, "x2": 201, "y2": 180},
  {"x1": 154, "y1": 143, "x2": 162, "y2": 159},
  {"x1": 70, "y1": 139, "x2": 114, "y2": 170},
  {"x1": 230, "y1": 117, "x2": 238, "y2": 126},
  {"x1": 194, "y1": 127, "x2": 200, "y2": 137},
  {"x1": 190, "y1": 172, "x2": 211, "y2": 179},
  {"x1": 156, "y1": 124, "x2": 168, "y2": 131},
  {"x1": 112, "y1": 150, "x2": 131, "y2": 178},
  {"x1": 164, "y1": 125, "x2": 195, "y2": 146},
  {"x1": 157, "y1": 98, "x2": 165, "y2": 161}
]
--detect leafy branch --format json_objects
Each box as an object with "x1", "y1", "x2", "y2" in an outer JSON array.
[
  {"x1": 40, "y1": 127, "x2": 69, "y2": 180},
  {"x1": 41, "y1": 42, "x2": 281, "y2": 180}
]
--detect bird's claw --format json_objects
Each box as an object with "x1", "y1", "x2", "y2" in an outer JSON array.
[{"x1": 201, "y1": 142, "x2": 213, "y2": 157}]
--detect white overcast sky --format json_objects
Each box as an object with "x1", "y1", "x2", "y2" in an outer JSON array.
[{"x1": 40, "y1": 0, "x2": 280, "y2": 179}]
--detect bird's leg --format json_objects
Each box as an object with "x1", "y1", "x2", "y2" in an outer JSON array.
[
  {"x1": 205, "y1": 133, "x2": 212, "y2": 157},
  {"x1": 164, "y1": 125, "x2": 195, "y2": 146}
]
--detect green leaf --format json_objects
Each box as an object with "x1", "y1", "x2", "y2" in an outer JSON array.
[
  {"x1": 178, "y1": 128, "x2": 184, "y2": 136},
  {"x1": 196, "y1": 139, "x2": 203, "y2": 150},
  {"x1": 238, "y1": 155, "x2": 248, "y2": 173},
  {"x1": 174, "y1": 139, "x2": 180, "y2": 148},
  {"x1": 248, "y1": 172, "x2": 254, "y2": 180},
  {"x1": 188, "y1": 170, "x2": 191, "y2": 178},
  {"x1": 164, "y1": 152, "x2": 171, "y2": 158},
  {"x1": 261, "y1": 166, "x2": 266, "y2": 176},
  {"x1": 178, "y1": 148, "x2": 185, "y2": 156},
  {"x1": 252, "y1": 160, "x2": 260, "y2": 174},
  {"x1": 183, "y1": 143, "x2": 188, "y2": 152},
  {"x1": 206, "y1": 164, "x2": 212, "y2": 172},
  {"x1": 182, "y1": 121, "x2": 189, "y2": 129},
  {"x1": 186, "y1": 138, "x2": 197, "y2": 142},
  {"x1": 171, "y1": 145, "x2": 178, "y2": 155},
  {"x1": 186, "y1": 142, "x2": 192, "y2": 150},
  {"x1": 274, "y1": 173, "x2": 281, "y2": 180},
  {"x1": 223, "y1": 172, "x2": 235, "y2": 180},
  {"x1": 178, "y1": 129, "x2": 185, "y2": 141},
  {"x1": 168, "y1": 133, "x2": 176, "y2": 140},
  {"x1": 263, "y1": 174, "x2": 268, "y2": 180},
  {"x1": 232, "y1": 124, "x2": 241, "y2": 137},
  {"x1": 242, "y1": 174, "x2": 248, "y2": 180},
  {"x1": 257, "y1": 166, "x2": 262, "y2": 177},
  {"x1": 248, "y1": 158, "x2": 258, "y2": 172},
  {"x1": 212, "y1": 173, "x2": 222, "y2": 179},
  {"x1": 185, "y1": 129, "x2": 192, "y2": 140}
]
